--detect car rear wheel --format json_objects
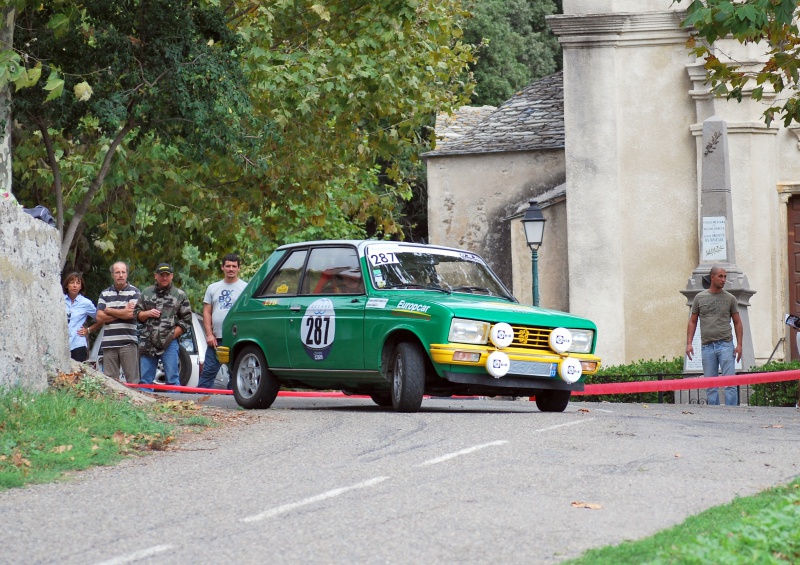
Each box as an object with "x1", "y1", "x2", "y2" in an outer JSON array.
[
  {"x1": 370, "y1": 392, "x2": 393, "y2": 407},
  {"x1": 390, "y1": 342, "x2": 425, "y2": 413},
  {"x1": 535, "y1": 390, "x2": 571, "y2": 413},
  {"x1": 232, "y1": 345, "x2": 279, "y2": 409}
]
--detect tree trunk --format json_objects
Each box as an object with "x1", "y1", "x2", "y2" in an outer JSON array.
[{"x1": 0, "y1": 8, "x2": 14, "y2": 198}]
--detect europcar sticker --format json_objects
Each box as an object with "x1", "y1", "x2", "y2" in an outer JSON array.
[
  {"x1": 392, "y1": 300, "x2": 431, "y2": 319},
  {"x1": 301, "y1": 298, "x2": 336, "y2": 361}
]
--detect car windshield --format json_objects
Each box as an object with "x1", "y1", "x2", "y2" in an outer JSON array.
[{"x1": 365, "y1": 244, "x2": 514, "y2": 300}]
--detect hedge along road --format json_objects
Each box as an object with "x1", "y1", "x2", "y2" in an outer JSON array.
[{"x1": 1, "y1": 396, "x2": 798, "y2": 564}]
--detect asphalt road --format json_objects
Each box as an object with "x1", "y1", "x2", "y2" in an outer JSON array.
[{"x1": 2, "y1": 396, "x2": 799, "y2": 564}]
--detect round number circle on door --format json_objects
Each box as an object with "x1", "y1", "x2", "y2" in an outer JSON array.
[{"x1": 301, "y1": 298, "x2": 337, "y2": 361}]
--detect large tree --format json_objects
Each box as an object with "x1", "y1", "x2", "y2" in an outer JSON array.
[
  {"x1": 463, "y1": 0, "x2": 560, "y2": 106},
  {"x1": 680, "y1": 0, "x2": 800, "y2": 127},
  {"x1": 11, "y1": 0, "x2": 253, "y2": 269},
  {"x1": 7, "y1": 0, "x2": 476, "y2": 287}
]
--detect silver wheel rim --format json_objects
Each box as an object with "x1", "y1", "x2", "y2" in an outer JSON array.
[
  {"x1": 237, "y1": 353, "x2": 262, "y2": 399},
  {"x1": 392, "y1": 354, "x2": 403, "y2": 402}
]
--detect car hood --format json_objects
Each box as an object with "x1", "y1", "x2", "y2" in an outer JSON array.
[{"x1": 401, "y1": 294, "x2": 597, "y2": 329}]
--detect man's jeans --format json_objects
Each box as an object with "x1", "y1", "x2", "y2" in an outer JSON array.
[
  {"x1": 198, "y1": 339, "x2": 222, "y2": 390},
  {"x1": 140, "y1": 340, "x2": 180, "y2": 391},
  {"x1": 701, "y1": 339, "x2": 738, "y2": 406}
]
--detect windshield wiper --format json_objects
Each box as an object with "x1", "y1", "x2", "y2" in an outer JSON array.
[
  {"x1": 451, "y1": 285, "x2": 492, "y2": 294},
  {"x1": 383, "y1": 283, "x2": 450, "y2": 294}
]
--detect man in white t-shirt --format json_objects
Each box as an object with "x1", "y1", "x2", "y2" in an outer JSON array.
[{"x1": 197, "y1": 253, "x2": 248, "y2": 389}]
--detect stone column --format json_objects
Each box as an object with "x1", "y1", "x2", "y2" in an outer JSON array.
[{"x1": 681, "y1": 116, "x2": 756, "y2": 372}]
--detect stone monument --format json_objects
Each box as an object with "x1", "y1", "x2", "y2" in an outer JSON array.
[{"x1": 680, "y1": 116, "x2": 756, "y2": 395}]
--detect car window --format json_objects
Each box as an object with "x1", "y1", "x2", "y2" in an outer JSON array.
[
  {"x1": 302, "y1": 246, "x2": 364, "y2": 295},
  {"x1": 257, "y1": 249, "x2": 309, "y2": 297}
]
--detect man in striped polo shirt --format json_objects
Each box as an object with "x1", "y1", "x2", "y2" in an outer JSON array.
[{"x1": 96, "y1": 261, "x2": 141, "y2": 383}]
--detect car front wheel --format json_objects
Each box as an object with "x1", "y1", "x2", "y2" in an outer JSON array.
[
  {"x1": 232, "y1": 346, "x2": 279, "y2": 409},
  {"x1": 390, "y1": 342, "x2": 425, "y2": 413},
  {"x1": 535, "y1": 390, "x2": 571, "y2": 413}
]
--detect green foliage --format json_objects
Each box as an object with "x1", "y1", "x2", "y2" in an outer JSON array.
[
  {"x1": 0, "y1": 385, "x2": 172, "y2": 490},
  {"x1": 580, "y1": 357, "x2": 684, "y2": 404},
  {"x1": 568, "y1": 479, "x2": 800, "y2": 564},
  {"x1": 462, "y1": 0, "x2": 561, "y2": 106},
  {"x1": 748, "y1": 360, "x2": 800, "y2": 407},
  {"x1": 13, "y1": 0, "x2": 253, "y2": 155},
  {"x1": 678, "y1": 0, "x2": 800, "y2": 127},
  {"x1": 10, "y1": 0, "x2": 477, "y2": 288},
  {"x1": 645, "y1": 491, "x2": 800, "y2": 564}
]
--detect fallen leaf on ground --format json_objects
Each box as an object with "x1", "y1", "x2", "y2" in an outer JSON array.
[
  {"x1": 578, "y1": 408, "x2": 591, "y2": 413},
  {"x1": 11, "y1": 452, "x2": 31, "y2": 467},
  {"x1": 674, "y1": 453, "x2": 681, "y2": 458},
  {"x1": 762, "y1": 424, "x2": 784, "y2": 428},
  {"x1": 571, "y1": 501, "x2": 602, "y2": 509},
  {"x1": 51, "y1": 445, "x2": 73, "y2": 453}
]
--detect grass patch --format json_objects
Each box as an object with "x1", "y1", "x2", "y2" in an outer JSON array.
[
  {"x1": 0, "y1": 374, "x2": 215, "y2": 491},
  {"x1": 566, "y1": 479, "x2": 800, "y2": 564}
]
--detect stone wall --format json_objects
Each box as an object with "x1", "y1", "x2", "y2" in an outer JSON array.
[{"x1": 0, "y1": 201, "x2": 70, "y2": 390}]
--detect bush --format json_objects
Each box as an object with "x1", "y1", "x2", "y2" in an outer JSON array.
[
  {"x1": 579, "y1": 357, "x2": 684, "y2": 404},
  {"x1": 578, "y1": 357, "x2": 800, "y2": 407},
  {"x1": 748, "y1": 360, "x2": 800, "y2": 407}
]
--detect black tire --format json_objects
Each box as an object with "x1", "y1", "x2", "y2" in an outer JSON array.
[
  {"x1": 232, "y1": 345, "x2": 279, "y2": 409},
  {"x1": 535, "y1": 390, "x2": 571, "y2": 413},
  {"x1": 390, "y1": 342, "x2": 425, "y2": 413},
  {"x1": 370, "y1": 392, "x2": 393, "y2": 407},
  {"x1": 178, "y1": 345, "x2": 192, "y2": 385},
  {"x1": 153, "y1": 345, "x2": 192, "y2": 386}
]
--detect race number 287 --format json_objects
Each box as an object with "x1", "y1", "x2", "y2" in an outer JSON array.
[
  {"x1": 369, "y1": 252, "x2": 398, "y2": 266},
  {"x1": 305, "y1": 315, "x2": 331, "y2": 346}
]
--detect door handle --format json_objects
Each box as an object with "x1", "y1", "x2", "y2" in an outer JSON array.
[{"x1": 290, "y1": 305, "x2": 301, "y2": 312}]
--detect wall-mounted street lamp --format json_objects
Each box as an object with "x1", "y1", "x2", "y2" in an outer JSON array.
[{"x1": 521, "y1": 200, "x2": 546, "y2": 306}]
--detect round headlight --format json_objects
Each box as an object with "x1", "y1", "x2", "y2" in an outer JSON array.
[
  {"x1": 559, "y1": 358, "x2": 582, "y2": 383},
  {"x1": 490, "y1": 323, "x2": 514, "y2": 349},
  {"x1": 549, "y1": 327, "x2": 573, "y2": 354},
  {"x1": 486, "y1": 351, "x2": 510, "y2": 378}
]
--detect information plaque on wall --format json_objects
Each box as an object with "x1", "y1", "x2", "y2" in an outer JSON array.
[{"x1": 702, "y1": 216, "x2": 727, "y2": 261}]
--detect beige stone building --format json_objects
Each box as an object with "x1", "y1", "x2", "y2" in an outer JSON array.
[{"x1": 425, "y1": 0, "x2": 800, "y2": 367}]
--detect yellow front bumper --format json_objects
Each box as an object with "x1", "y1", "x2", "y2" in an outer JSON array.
[{"x1": 429, "y1": 343, "x2": 601, "y2": 374}]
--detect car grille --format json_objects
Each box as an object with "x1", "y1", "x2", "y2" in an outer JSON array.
[{"x1": 508, "y1": 325, "x2": 552, "y2": 351}]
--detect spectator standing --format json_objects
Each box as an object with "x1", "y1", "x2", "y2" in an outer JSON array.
[
  {"x1": 135, "y1": 263, "x2": 192, "y2": 391},
  {"x1": 63, "y1": 272, "x2": 97, "y2": 362},
  {"x1": 96, "y1": 261, "x2": 141, "y2": 383},
  {"x1": 197, "y1": 253, "x2": 247, "y2": 389},
  {"x1": 686, "y1": 265, "x2": 743, "y2": 406}
]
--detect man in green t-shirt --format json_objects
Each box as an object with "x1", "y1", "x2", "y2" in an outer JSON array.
[{"x1": 686, "y1": 266, "x2": 743, "y2": 406}]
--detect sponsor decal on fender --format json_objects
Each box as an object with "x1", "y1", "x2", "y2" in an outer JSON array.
[{"x1": 391, "y1": 299, "x2": 431, "y2": 319}]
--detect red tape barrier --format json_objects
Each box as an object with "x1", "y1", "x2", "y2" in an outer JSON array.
[
  {"x1": 126, "y1": 383, "x2": 233, "y2": 395},
  {"x1": 572, "y1": 369, "x2": 800, "y2": 396},
  {"x1": 125, "y1": 369, "x2": 800, "y2": 398}
]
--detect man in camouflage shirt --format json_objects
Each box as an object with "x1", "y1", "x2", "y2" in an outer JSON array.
[{"x1": 135, "y1": 263, "x2": 192, "y2": 391}]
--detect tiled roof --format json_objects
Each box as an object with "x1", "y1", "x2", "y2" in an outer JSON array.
[
  {"x1": 423, "y1": 71, "x2": 564, "y2": 157},
  {"x1": 433, "y1": 106, "x2": 497, "y2": 148}
]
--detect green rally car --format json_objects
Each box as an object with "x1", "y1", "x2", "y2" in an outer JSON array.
[{"x1": 217, "y1": 240, "x2": 601, "y2": 413}]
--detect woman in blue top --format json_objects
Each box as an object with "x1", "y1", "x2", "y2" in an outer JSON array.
[{"x1": 64, "y1": 272, "x2": 97, "y2": 362}]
